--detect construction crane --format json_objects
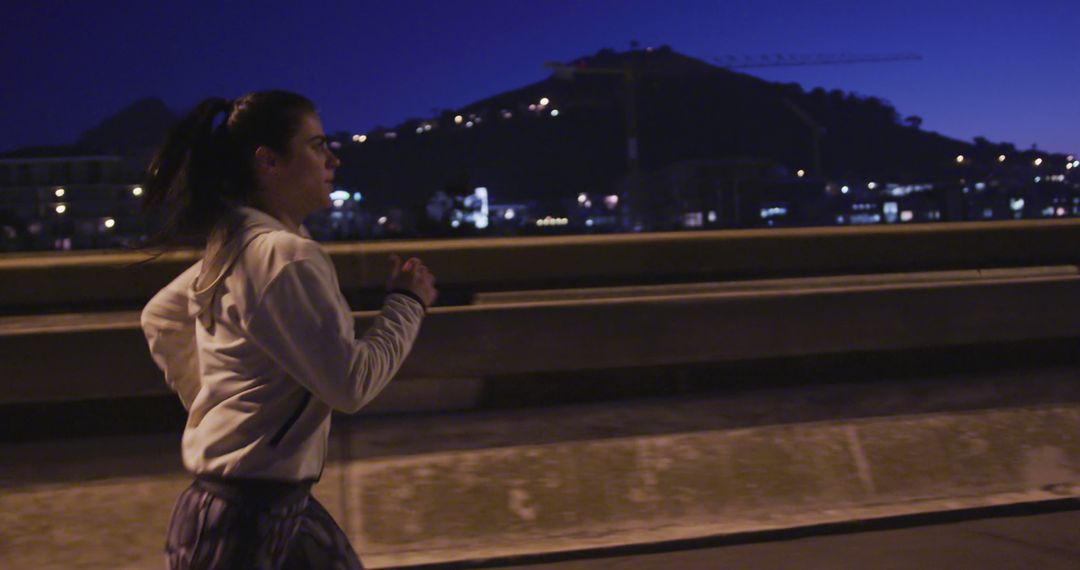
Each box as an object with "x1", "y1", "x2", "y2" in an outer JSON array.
[
  {"x1": 715, "y1": 53, "x2": 922, "y2": 69},
  {"x1": 547, "y1": 51, "x2": 922, "y2": 178}
]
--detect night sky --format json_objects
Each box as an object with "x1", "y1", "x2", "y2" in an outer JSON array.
[{"x1": 3, "y1": 0, "x2": 1077, "y2": 155}]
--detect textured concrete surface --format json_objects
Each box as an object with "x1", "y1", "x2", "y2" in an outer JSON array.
[
  {"x1": 347, "y1": 406, "x2": 1080, "y2": 567},
  {"x1": 3, "y1": 401, "x2": 1079, "y2": 569}
]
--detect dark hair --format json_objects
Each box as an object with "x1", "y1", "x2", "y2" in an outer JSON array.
[{"x1": 141, "y1": 90, "x2": 316, "y2": 248}]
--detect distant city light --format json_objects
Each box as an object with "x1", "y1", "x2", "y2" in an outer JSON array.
[
  {"x1": 333, "y1": 199, "x2": 345, "y2": 208},
  {"x1": 1057, "y1": 207, "x2": 1067, "y2": 217},
  {"x1": 352, "y1": 134, "x2": 368, "y2": 143},
  {"x1": 604, "y1": 195, "x2": 619, "y2": 209},
  {"x1": 955, "y1": 155, "x2": 965, "y2": 163},
  {"x1": 540, "y1": 97, "x2": 550, "y2": 106},
  {"x1": 416, "y1": 127, "x2": 424, "y2": 134},
  {"x1": 378, "y1": 216, "x2": 388, "y2": 225},
  {"x1": 103, "y1": 218, "x2": 115, "y2": 229},
  {"x1": 841, "y1": 186, "x2": 850, "y2": 194},
  {"x1": 707, "y1": 210, "x2": 717, "y2": 223},
  {"x1": 535, "y1": 216, "x2": 569, "y2": 227},
  {"x1": 466, "y1": 121, "x2": 474, "y2": 128},
  {"x1": 1074, "y1": 161, "x2": 1080, "y2": 168},
  {"x1": 796, "y1": 169, "x2": 805, "y2": 178},
  {"x1": 454, "y1": 115, "x2": 464, "y2": 124},
  {"x1": 501, "y1": 110, "x2": 513, "y2": 119},
  {"x1": 868, "y1": 182, "x2": 877, "y2": 190},
  {"x1": 1035, "y1": 176, "x2": 1041, "y2": 183},
  {"x1": 550, "y1": 109, "x2": 560, "y2": 117},
  {"x1": 451, "y1": 219, "x2": 461, "y2": 228},
  {"x1": 330, "y1": 190, "x2": 350, "y2": 201},
  {"x1": 131, "y1": 186, "x2": 143, "y2": 197},
  {"x1": 504, "y1": 209, "x2": 516, "y2": 220},
  {"x1": 54, "y1": 188, "x2": 65, "y2": 198},
  {"x1": 585, "y1": 218, "x2": 594, "y2": 227},
  {"x1": 353, "y1": 192, "x2": 362, "y2": 201},
  {"x1": 1069, "y1": 155, "x2": 1076, "y2": 162},
  {"x1": 528, "y1": 104, "x2": 537, "y2": 111},
  {"x1": 900, "y1": 210, "x2": 914, "y2": 222},
  {"x1": 384, "y1": 132, "x2": 397, "y2": 139},
  {"x1": 577, "y1": 193, "x2": 588, "y2": 204},
  {"x1": 55, "y1": 204, "x2": 67, "y2": 214},
  {"x1": 1010, "y1": 198, "x2": 1025, "y2": 211},
  {"x1": 998, "y1": 154, "x2": 1006, "y2": 162},
  {"x1": 423, "y1": 123, "x2": 433, "y2": 132},
  {"x1": 1034, "y1": 157, "x2": 1043, "y2": 166}
]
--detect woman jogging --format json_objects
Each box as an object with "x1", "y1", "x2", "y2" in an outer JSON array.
[{"x1": 139, "y1": 90, "x2": 437, "y2": 569}]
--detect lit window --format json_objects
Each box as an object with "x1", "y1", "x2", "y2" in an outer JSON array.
[
  {"x1": 55, "y1": 204, "x2": 67, "y2": 214},
  {"x1": 55, "y1": 188, "x2": 65, "y2": 198},
  {"x1": 131, "y1": 186, "x2": 143, "y2": 197},
  {"x1": 1034, "y1": 158, "x2": 1043, "y2": 166},
  {"x1": 540, "y1": 97, "x2": 550, "y2": 106},
  {"x1": 103, "y1": 218, "x2": 116, "y2": 229},
  {"x1": 550, "y1": 109, "x2": 560, "y2": 117}
]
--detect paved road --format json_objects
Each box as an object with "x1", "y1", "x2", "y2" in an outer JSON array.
[{"x1": 489, "y1": 510, "x2": 1080, "y2": 570}]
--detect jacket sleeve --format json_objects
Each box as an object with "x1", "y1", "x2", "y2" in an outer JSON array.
[
  {"x1": 245, "y1": 257, "x2": 425, "y2": 413},
  {"x1": 141, "y1": 261, "x2": 202, "y2": 410}
]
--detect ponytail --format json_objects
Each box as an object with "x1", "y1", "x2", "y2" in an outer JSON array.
[{"x1": 141, "y1": 90, "x2": 316, "y2": 250}]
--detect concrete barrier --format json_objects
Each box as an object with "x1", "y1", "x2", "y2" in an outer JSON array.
[
  {"x1": 4, "y1": 268, "x2": 1080, "y2": 403},
  {"x1": 3, "y1": 267, "x2": 1080, "y2": 404},
  {"x1": 4, "y1": 219, "x2": 1080, "y2": 311},
  {"x1": 347, "y1": 405, "x2": 1080, "y2": 567},
  {"x1": 2, "y1": 404, "x2": 1078, "y2": 568}
]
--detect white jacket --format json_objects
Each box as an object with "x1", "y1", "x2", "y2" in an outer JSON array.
[{"x1": 141, "y1": 206, "x2": 425, "y2": 481}]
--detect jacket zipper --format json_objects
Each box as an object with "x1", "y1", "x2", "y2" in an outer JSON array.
[{"x1": 269, "y1": 391, "x2": 312, "y2": 447}]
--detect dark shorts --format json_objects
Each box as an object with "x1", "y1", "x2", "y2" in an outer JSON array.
[{"x1": 165, "y1": 475, "x2": 363, "y2": 569}]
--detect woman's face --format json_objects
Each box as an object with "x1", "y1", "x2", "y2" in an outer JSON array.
[{"x1": 270, "y1": 112, "x2": 340, "y2": 219}]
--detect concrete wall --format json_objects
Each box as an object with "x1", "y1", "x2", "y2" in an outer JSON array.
[
  {"x1": 3, "y1": 267, "x2": 1079, "y2": 404},
  {"x1": 3, "y1": 219, "x2": 1080, "y2": 311}
]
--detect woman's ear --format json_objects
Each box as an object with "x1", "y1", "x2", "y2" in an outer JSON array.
[{"x1": 254, "y1": 146, "x2": 277, "y2": 172}]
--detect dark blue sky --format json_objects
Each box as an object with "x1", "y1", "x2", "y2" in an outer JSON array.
[{"x1": 3, "y1": 0, "x2": 1077, "y2": 154}]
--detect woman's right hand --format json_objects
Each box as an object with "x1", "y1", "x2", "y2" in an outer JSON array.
[{"x1": 387, "y1": 254, "x2": 438, "y2": 308}]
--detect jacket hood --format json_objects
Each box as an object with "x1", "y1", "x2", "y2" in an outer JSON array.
[{"x1": 191, "y1": 206, "x2": 308, "y2": 328}]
